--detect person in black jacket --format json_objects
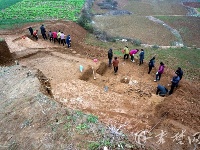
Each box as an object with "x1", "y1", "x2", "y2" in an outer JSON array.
[
  {"x1": 108, "y1": 48, "x2": 113, "y2": 67},
  {"x1": 40, "y1": 25, "x2": 47, "y2": 40},
  {"x1": 28, "y1": 27, "x2": 33, "y2": 35},
  {"x1": 175, "y1": 67, "x2": 183, "y2": 80},
  {"x1": 148, "y1": 56, "x2": 155, "y2": 74},
  {"x1": 169, "y1": 72, "x2": 180, "y2": 95}
]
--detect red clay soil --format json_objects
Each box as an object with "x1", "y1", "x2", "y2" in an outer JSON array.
[
  {"x1": 0, "y1": 21, "x2": 199, "y2": 149},
  {"x1": 0, "y1": 40, "x2": 13, "y2": 65}
]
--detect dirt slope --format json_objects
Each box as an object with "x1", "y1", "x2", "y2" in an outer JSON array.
[{"x1": 0, "y1": 21, "x2": 199, "y2": 149}]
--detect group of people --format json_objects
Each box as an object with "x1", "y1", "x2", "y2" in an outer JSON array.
[
  {"x1": 28, "y1": 25, "x2": 71, "y2": 48},
  {"x1": 156, "y1": 67, "x2": 183, "y2": 95},
  {"x1": 107, "y1": 46, "x2": 184, "y2": 96}
]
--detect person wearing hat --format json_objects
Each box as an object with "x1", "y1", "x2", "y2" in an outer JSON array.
[
  {"x1": 108, "y1": 48, "x2": 113, "y2": 67},
  {"x1": 169, "y1": 72, "x2": 180, "y2": 95}
]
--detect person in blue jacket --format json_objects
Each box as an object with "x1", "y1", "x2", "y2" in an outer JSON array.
[
  {"x1": 156, "y1": 84, "x2": 168, "y2": 97},
  {"x1": 40, "y1": 24, "x2": 47, "y2": 40},
  {"x1": 139, "y1": 49, "x2": 144, "y2": 65},
  {"x1": 175, "y1": 67, "x2": 183, "y2": 80},
  {"x1": 169, "y1": 72, "x2": 180, "y2": 95},
  {"x1": 66, "y1": 35, "x2": 71, "y2": 48}
]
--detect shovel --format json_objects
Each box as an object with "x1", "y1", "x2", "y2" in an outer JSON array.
[{"x1": 92, "y1": 67, "x2": 96, "y2": 80}]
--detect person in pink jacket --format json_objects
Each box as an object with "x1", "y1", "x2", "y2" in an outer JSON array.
[
  {"x1": 52, "y1": 31, "x2": 57, "y2": 43},
  {"x1": 154, "y1": 62, "x2": 165, "y2": 82},
  {"x1": 129, "y1": 49, "x2": 139, "y2": 62}
]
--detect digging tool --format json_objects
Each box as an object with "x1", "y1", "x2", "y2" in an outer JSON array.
[{"x1": 92, "y1": 67, "x2": 96, "y2": 80}]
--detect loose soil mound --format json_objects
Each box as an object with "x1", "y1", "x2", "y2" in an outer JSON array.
[
  {"x1": 156, "y1": 80, "x2": 200, "y2": 131},
  {"x1": 0, "y1": 39, "x2": 13, "y2": 65}
]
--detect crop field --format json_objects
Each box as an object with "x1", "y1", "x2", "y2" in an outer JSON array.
[
  {"x1": 0, "y1": 0, "x2": 85, "y2": 29},
  {"x1": 92, "y1": 0, "x2": 200, "y2": 47},
  {"x1": 155, "y1": 16, "x2": 200, "y2": 47}
]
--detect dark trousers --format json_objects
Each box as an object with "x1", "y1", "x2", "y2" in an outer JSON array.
[
  {"x1": 148, "y1": 66, "x2": 153, "y2": 74},
  {"x1": 114, "y1": 66, "x2": 118, "y2": 73},
  {"x1": 131, "y1": 55, "x2": 134, "y2": 61},
  {"x1": 33, "y1": 35, "x2": 38, "y2": 40},
  {"x1": 139, "y1": 59, "x2": 143, "y2": 65},
  {"x1": 42, "y1": 34, "x2": 47, "y2": 40},
  {"x1": 169, "y1": 83, "x2": 176, "y2": 95},
  {"x1": 53, "y1": 38, "x2": 57, "y2": 43},
  {"x1": 61, "y1": 39, "x2": 65, "y2": 46},
  {"x1": 124, "y1": 54, "x2": 129, "y2": 60},
  {"x1": 49, "y1": 37, "x2": 53, "y2": 42},
  {"x1": 58, "y1": 38, "x2": 61, "y2": 44},
  {"x1": 67, "y1": 42, "x2": 71, "y2": 48},
  {"x1": 108, "y1": 58, "x2": 112, "y2": 66},
  {"x1": 156, "y1": 72, "x2": 162, "y2": 81}
]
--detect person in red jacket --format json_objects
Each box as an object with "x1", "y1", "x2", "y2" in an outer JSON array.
[
  {"x1": 129, "y1": 49, "x2": 139, "y2": 62},
  {"x1": 112, "y1": 57, "x2": 119, "y2": 75},
  {"x1": 154, "y1": 62, "x2": 165, "y2": 82},
  {"x1": 52, "y1": 31, "x2": 57, "y2": 43},
  {"x1": 33, "y1": 30, "x2": 38, "y2": 40}
]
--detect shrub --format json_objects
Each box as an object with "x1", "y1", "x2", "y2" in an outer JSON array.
[
  {"x1": 152, "y1": 44, "x2": 159, "y2": 49},
  {"x1": 133, "y1": 39, "x2": 141, "y2": 46}
]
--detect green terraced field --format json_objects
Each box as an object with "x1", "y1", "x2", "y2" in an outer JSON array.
[
  {"x1": 0, "y1": 0, "x2": 23, "y2": 10},
  {"x1": 0, "y1": 0, "x2": 85, "y2": 21}
]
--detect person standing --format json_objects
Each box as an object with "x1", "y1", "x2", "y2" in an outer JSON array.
[
  {"x1": 33, "y1": 30, "x2": 38, "y2": 40},
  {"x1": 28, "y1": 27, "x2": 33, "y2": 35},
  {"x1": 60, "y1": 32, "x2": 65, "y2": 46},
  {"x1": 169, "y1": 72, "x2": 180, "y2": 95},
  {"x1": 123, "y1": 46, "x2": 129, "y2": 60},
  {"x1": 139, "y1": 49, "x2": 144, "y2": 65},
  {"x1": 175, "y1": 67, "x2": 183, "y2": 80},
  {"x1": 148, "y1": 56, "x2": 155, "y2": 74},
  {"x1": 48, "y1": 31, "x2": 53, "y2": 42},
  {"x1": 40, "y1": 25, "x2": 47, "y2": 40},
  {"x1": 112, "y1": 57, "x2": 119, "y2": 75},
  {"x1": 154, "y1": 62, "x2": 165, "y2": 82},
  {"x1": 52, "y1": 31, "x2": 57, "y2": 43},
  {"x1": 66, "y1": 35, "x2": 71, "y2": 48},
  {"x1": 57, "y1": 30, "x2": 61, "y2": 44},
  {"x1": 129, "y1": 49, "x2": 139, "y2": 62},
  {"x1": 108, "y1": 48, "x2": 113, "y2": 67},
  {"x1": 156, "y1": 84, "x2": 168, "y2": 97}
]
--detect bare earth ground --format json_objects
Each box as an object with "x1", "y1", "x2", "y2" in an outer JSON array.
[
  {"x1": 92, "y1": 0, "x2": 200, "y2": 47},
  {"x1": 0, "y1": 21, "x2": 199, "y2": 149}
]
